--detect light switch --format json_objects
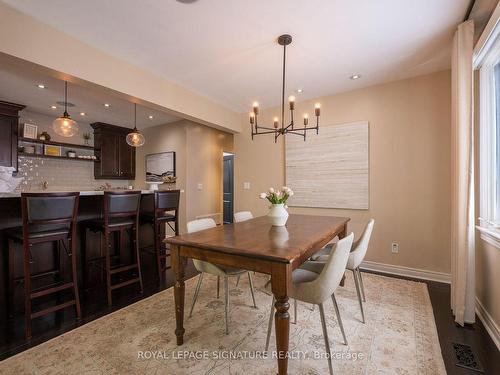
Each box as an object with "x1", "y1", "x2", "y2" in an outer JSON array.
[
  {"x1": 243, "y1": 182, "x2": 251, "y2": 190},
  {"x1": 197, "y1": 183, "x2": 203, "y2": 190}
]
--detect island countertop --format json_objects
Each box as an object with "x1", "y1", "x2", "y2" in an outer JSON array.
[{"x1": 0, "y1": 190, "x2": 155, "y2": 198}]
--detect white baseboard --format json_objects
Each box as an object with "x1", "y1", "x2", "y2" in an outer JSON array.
[
  {"x1": 475, "y1": 297, "x2": 500, "y2": 351},
  {"x1": 360, "y1": 260, "x2": 451, "y2": 284}
]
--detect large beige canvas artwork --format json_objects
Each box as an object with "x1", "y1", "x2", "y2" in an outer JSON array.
[{"x1": 285, "y1": 121, "x2": 369, "y2": 209}]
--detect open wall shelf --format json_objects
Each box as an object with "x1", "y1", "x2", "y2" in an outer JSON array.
[{"x1": 18, "y1": 137, "x2": 94, "y2": 150}]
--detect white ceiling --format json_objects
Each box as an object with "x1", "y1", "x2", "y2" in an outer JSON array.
[
  {"x1": 3, "y1": 0, "x2": 470, "y2": 113},
  {"x1": 0, "y1": 60, "x2": 180, "y2": 129}
]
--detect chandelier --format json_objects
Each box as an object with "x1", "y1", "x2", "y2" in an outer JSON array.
[{"x1": 249, "y1": 34, "x2": 321, "y2": 142}]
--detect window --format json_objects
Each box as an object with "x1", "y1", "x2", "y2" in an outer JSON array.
[{"x1": 477, "y1": 33, "x2": 500, "y2": 245}]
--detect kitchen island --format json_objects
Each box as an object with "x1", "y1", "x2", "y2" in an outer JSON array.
[{"x1": 0, "y1": 190, "x2": 160, "y2": 318}]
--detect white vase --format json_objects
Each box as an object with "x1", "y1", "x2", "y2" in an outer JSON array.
[{"x1": 268, "y1": 203, "x2": 289, "y2": 226}]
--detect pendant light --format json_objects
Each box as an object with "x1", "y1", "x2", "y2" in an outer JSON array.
[
  {"x1": 52, "y1": 81, "x2": 79, "y2": 137},
  {"x1": 126, "y1": 103, "x2": 145, "y2": 147}
]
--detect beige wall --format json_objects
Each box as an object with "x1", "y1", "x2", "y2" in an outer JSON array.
[
  {"x1": 135, "y1": 120, "x2": 233, "y2": 232},
  {"x1": 234, "y1": 70, "x2": 452, "y2": 274},
  {"x1": 0, "y1": 2, "x2": 241, "y2": 134}
]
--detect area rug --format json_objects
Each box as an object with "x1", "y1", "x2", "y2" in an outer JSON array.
[{"x1": 0, "y1": 272, "x2": 446, "y2": 374}]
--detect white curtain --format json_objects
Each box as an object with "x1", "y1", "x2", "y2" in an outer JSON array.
[{"x1": 451, "y1": 20, "x2": 476, "y2": 326}]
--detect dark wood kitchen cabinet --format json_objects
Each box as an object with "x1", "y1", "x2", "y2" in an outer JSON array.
[
  {"x1": 0, "y1": 101, "x2": 25, "y2": 171},
  {"x1": 91, "y1": 122, "x2": 135, "y2": 179}
]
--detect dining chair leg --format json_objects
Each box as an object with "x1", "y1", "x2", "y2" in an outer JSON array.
[
  {"x1": 217, "y1": 276, "x2": 220, "y2": 299},
  {"x1": 247, "y1": 272, "x2": 257, "y2": 308},
  {"x1": 189, "y1": 273, "x2": 204, "y2": 318},
  {"x1": 319, "y1": 303, "x2": 334, "y2": 375},
  {"x1": 236, "y1": 275, "x2": 240, "y2": 287},
  {"x1": 331, "y1": 293, "x2": 347, "y2": 345},
  {"x1": 293, "y1": 299, "x2": 297, "y2": 324},
  {"x1": 224, "y1": 276, "x2": 229, "y2": 335},
  {"x1": 265, "y1": 296, "x2": 275, "y2": 351},
  {"x1": 357, "y1": 268, "x2": 366, "y2": 302},
  {"x1": 352, "y1": 269, "x2": 365, "y2": 323}
]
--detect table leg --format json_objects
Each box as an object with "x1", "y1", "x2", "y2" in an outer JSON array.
[
  {"x1": 171, "y1": 244, "x2": 187, "y2": 345},
  {"x1": 271, "y1": 264, "x2": 291, "y2": 375},
  {"x1": 338, "y1": 224, "x2": 347, "y2": 287}
]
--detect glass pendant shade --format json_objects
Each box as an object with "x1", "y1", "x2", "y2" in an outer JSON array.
[
  {"x1": 53, "y1": 81, "x2": 78, "y2": 137},
  {"x1": 126, "y1": 127, "x2": 145, "y2": 147},
  {"x1": 52, "y1": 113, "x2": 79, "y2": 137}
]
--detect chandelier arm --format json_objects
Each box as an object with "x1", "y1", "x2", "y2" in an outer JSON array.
[
  {"x1": 254, "y1": 129, "x2": 279, "y2": 135},
  {"x1": 257, "y1": 126, "x2": 279, "y2": 131}
]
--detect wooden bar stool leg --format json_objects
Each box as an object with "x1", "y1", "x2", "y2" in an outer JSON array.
[
  {"x1": 23, "y1": 242, "x2": 32, "y2": 339},
  {"x1": 155, "y1": 222, "x2": 162, "y2": 284},
  {"x1": 104, "y1": 231, "x2": 112, "y2": 307},
  {"x1": 134, "y1": 223, "x2": 144, "y2": 293},
  {"x1": 70, "y1": 236, "x2": 81, "y2": 320},
  {"x1": 7, "y1": 238, "x2": 15, "y2": 319},
  {"x1": 81, "y1": 226, "x2": 88, "y2": 292}
]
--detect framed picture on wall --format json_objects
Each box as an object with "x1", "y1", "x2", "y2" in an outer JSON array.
[
  {"x1": 23, "y1": 123, "x2": 38, "y2": 139},
  {"x1": 146, "y1": 152, "x2": 176, "y2": 182}
]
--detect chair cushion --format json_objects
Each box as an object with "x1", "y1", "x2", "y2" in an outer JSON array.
[
  {"x1": 85, "y1": 218, "x2": 135, "y2": 231},
  {"x1": 292, "y1": 268, "x2": 319, "y2": 284},
  {"x1": 6, "y1": 225, "x2": 69, "y2": 240}
]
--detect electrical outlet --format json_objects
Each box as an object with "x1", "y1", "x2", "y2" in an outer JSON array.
[
  {"x1": 197, "y1": 183, "x2": 203, "y2": 191},
  {"x1": 391, "y1": 242, "x2": 399, "y2": 254}
]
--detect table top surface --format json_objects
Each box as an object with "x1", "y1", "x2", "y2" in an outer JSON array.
[{"x1": 166, "y1": 214, "x2": 350, "y2": 264}]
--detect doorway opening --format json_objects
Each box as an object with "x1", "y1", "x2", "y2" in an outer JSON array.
[{"x1": 223, "y1": 152, "x2": 234, "y2": 224}]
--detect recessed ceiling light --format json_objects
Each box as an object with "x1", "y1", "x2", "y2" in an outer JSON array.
[
  {"x1": 50, "y1": 105, "x2": 57, "y2": 109},
  {"x1": 350, "y1": 74, "x2": 361, "y2": 80},
  {"x1": 296, "y1": 88, "x2": 303, "y2": 93},
  {"x1": 148, "y1": 115, "x2": 154, "y2": 119},
  {"x1": 80, "y1": 112, "x2": 86, "y2": 116},
  {"x1": 37, "y1": 84, "x2": 46, "y2": 89},
  {"x1": 104, "y1": 103, "x2": 110, "y2": 108}
]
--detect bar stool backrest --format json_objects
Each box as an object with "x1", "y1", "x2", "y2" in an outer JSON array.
[
  {"x1": 21, "y1": 192, "x2": 80, "y2": 234},
  {"x1": 104, "y1": 191, "x2": 141, "y2": 219},
  {"x1": 155, "y1": 190, "x2": 180, "y2": 212}
]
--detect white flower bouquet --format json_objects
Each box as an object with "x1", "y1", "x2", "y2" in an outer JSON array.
[{"x1": 259, "y1": 186, "x2": 294, "y2": 205}]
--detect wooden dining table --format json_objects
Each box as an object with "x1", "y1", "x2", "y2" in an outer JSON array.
[{"x1": 166, "y1": 214, "x2": 350, "y2": 375}]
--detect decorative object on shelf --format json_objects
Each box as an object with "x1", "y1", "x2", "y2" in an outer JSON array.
[
  {"x1": 146, "y1": 180, "x2": 164, "y2": 191},
  {"x1": 67, "y1": 150, "x2": 76, "y2": 158},
  {"x1": 249, "y1": 34, "x2": 321, "y2": 143},
  {"x1": 22, "y1": 145, "x2": 35, "y2": 154},
  {"x1": 44, "y1": 145, "x2": 61, "y2": 156},
  {"x1": 23, "y1": 123, "x2": 37, "y2": 139},
  {"x1": 126, "y1": 103, "x2": 145, "y2": 147},
  {"x1": 39, "y1": 131, "x2": 51, "y2": 141},
  {"x1": 52, "y1": 81, "x2": 79, "y2": 137},
  {"x1": 259, "y1": 186, "x2": 294, "y2": 226},
  {"x1": 83, "y1": 132, "x2": 91, "y2": 145}
]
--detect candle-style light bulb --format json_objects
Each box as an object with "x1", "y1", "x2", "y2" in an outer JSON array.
[
  {"x1": 273, "y1": 117, "x2": 279, "y2": 128},
  {"x1": 289, "y1": 95, "x2": 295, "y2": 110},
  {"x1": 253, "y1": 101, "x2": 259, "y2": 115},
  {"x1": 303, "y1": 114, "x2": 309, "y2": 126},
  {"x1": 315, "y1": 103, "x2": 321, "y2": 116},
  {"x1": 249, "y1": 112, "x2": 255, "y2": 124}
]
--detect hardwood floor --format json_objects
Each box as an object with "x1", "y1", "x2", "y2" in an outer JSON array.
[{"x1": 1, "y1": 265, "x2": 498, "y2": 374}]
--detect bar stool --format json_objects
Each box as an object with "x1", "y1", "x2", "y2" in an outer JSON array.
[
  {"x1": 6, "y1": 192, "x2": 81, "y2": 339},
  {"x1": 140, "y1": 190, "x2": 180, "y2": 284},
  {"x1": 82, "y1": 191, "x2": 143, "y2": 306}
]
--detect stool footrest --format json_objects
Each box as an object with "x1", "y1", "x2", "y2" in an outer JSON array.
[
  {"x1": 110, "y1": 263, "x2": 139, "y2": 275},
  {"x1": 110, "y1": 277, "x2": 140, "y2": 290},
  {"x1": 31, "y1": 300, "x2": 76, "y2": 319},
  {"x1": 30, "y1": 282, "x2": 74, "y2": 299}
]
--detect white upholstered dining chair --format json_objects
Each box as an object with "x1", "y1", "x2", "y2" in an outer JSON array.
[
  {"x1": 265, "y1": 233, "x2": 354, "y2": 375},
  {"x1": 310, "y1": 219, "x2": 375, "y2": 323},
  {"x1": 187, "y1": 218, "x2": 257, "y2": 334},
  {"x1": 233, "y1": 211, "x2": 253, "y2": 223}
]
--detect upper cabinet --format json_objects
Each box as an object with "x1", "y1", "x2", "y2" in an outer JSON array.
[
  {"x1": 91, "y1": 122, "x2": 135, "y2": 180},
  {"x1": 0, "y1": 101, "x2": 25, "y2": 170}
]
